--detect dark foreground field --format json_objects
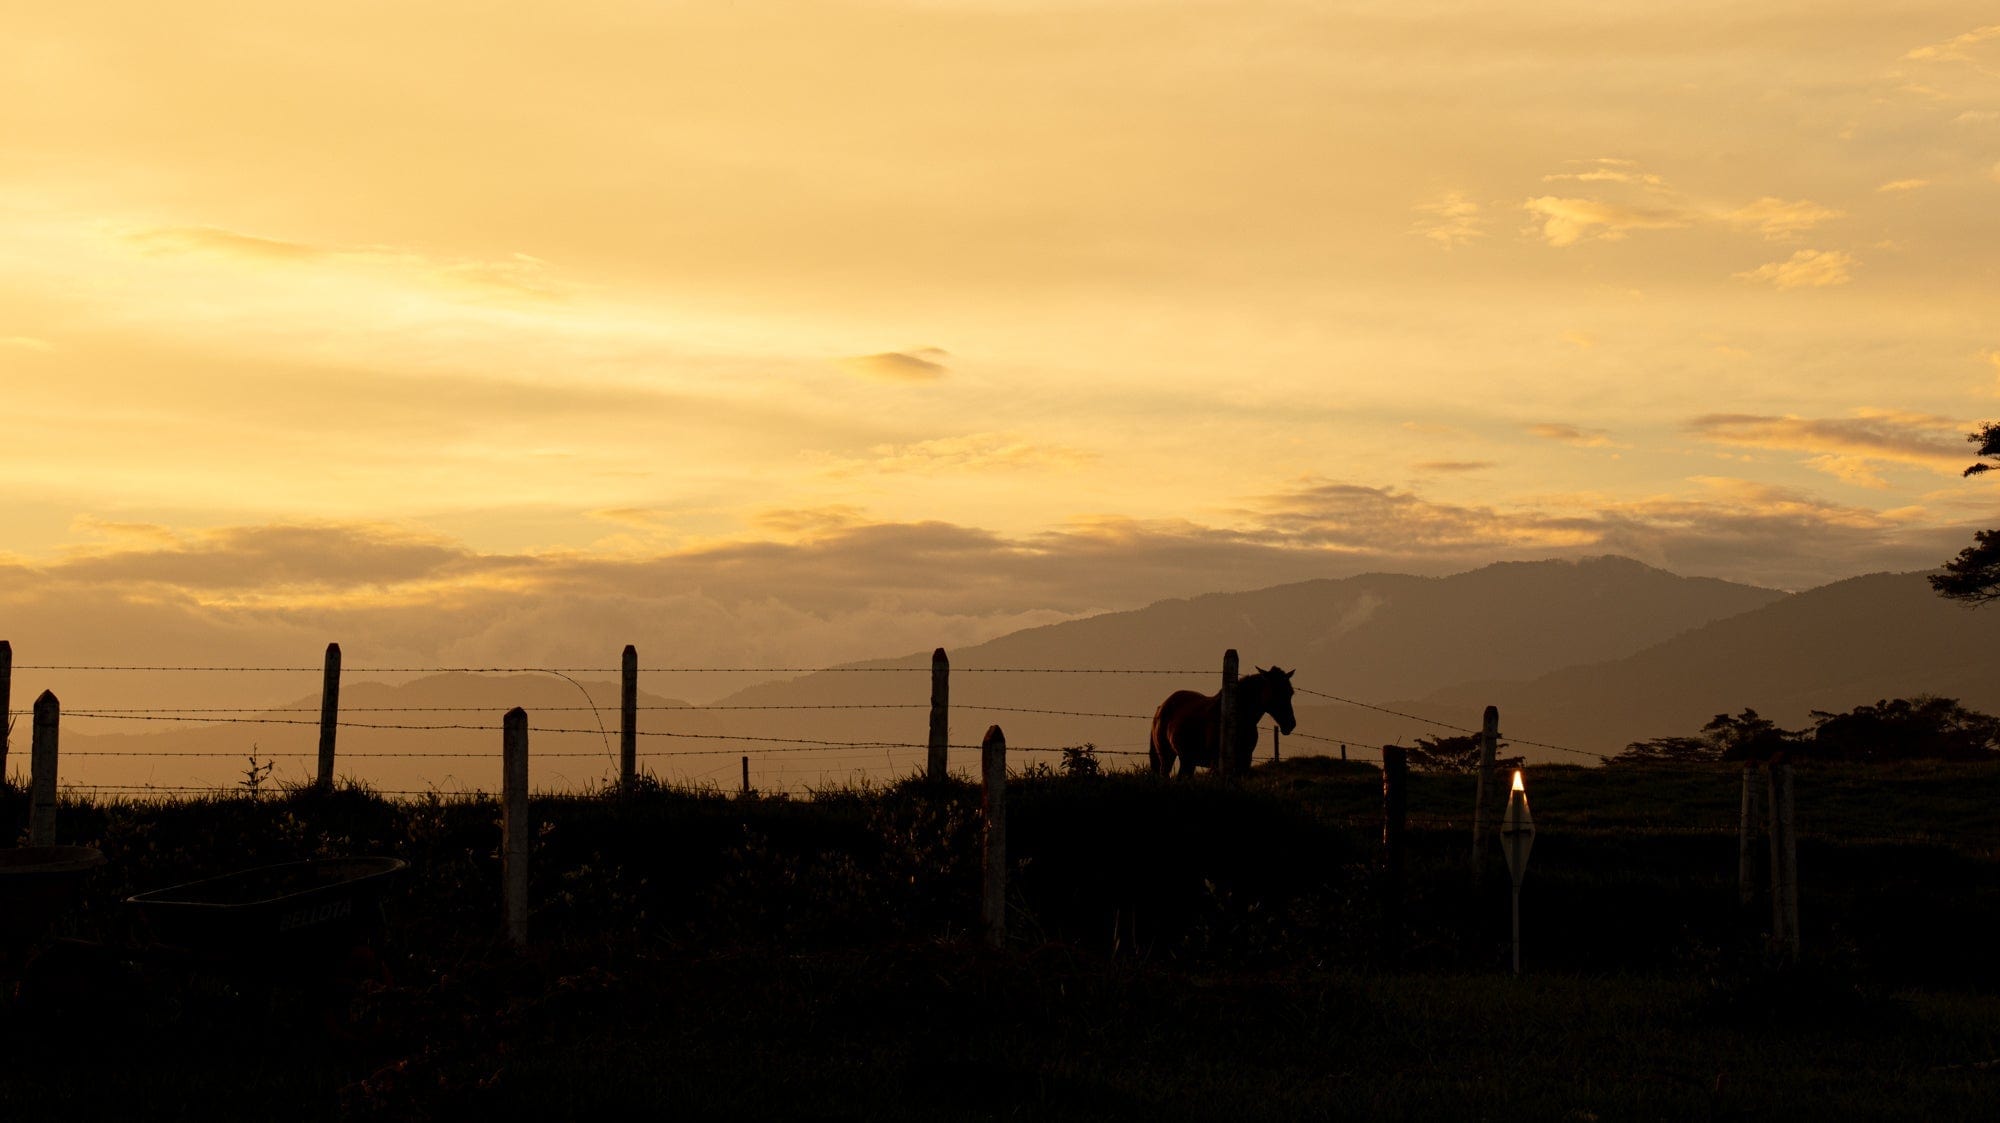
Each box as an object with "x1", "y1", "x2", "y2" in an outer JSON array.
[{"x1": 4, "y1": 758, "x2": 1999, "y2": 1120}]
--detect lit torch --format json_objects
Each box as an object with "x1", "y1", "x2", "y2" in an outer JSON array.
[{"x1": 1499, "y1": 769, "x2": 1535, "y2": 975}]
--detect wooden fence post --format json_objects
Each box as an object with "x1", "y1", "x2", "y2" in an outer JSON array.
[
  {"x1": 316, "y1": 643, "x2": 341, "y2": 792},
  {"x1": 1738, "y1": 764, "x2": 1761, "y2": 908},
  {"x1": 981, "y1": 725, "x2": 1007, "y2": 948},
  {"x1": 0, "y1": 639, "x2": 12, "y2": 787},
  {"x1": 620, "y1": 644, "x2": 638, "y2": 791},
  {"x1": 1272, "y1": 725, "x2": 1281, "y2": 762},
  {"x1": 1381, "y1": 744, "x2": 1407, "y2": 963},
  {"x1": 1768, "y1": 762, "x2": 1799, "y2": 960},
  {"x1": 503, "y1": 707, "x2": 530, "y2": 949},
  {"x1": 1472, "y1": 705, "x2": 1499, "y2": 870},
  {"x1": 1217, "y1": 649, "x2": 1239, "y2": 779},
  {"x1": 928, "y1": 648, "x2": 949, "y2": 783},
  {"x1": 741, "y1": 755, "x2": 750, "y2": 797}
]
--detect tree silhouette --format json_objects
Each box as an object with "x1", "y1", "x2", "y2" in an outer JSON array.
[{"x1": 1931, "y1": 422, "x2": 2000, "y2": 604}]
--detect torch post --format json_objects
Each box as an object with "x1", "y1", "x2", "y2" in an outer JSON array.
[{"x1": 1498, "y1": 769, "x2": 1536, "y2": 975}]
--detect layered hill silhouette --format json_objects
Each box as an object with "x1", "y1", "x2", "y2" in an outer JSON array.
[
  {"x1": 55, "y1": 557, "x2": 2000, "y2": 789},
  {"x1": 1412, "y1": 570, "x2": 2000, "y2": 757}
]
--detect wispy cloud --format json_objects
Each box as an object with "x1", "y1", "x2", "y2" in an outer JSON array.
[
  {"x1": 816, "y1": 432, "x2": 1095, "y2": 478},
  {"x1": 1, "y1": 335, "x2": 54, "y2": 351},
  {"x1": 1412, "y1": 191, "x2": 1484, "y2": 249},
  {"x1": 1903, "y1": 25, "x2": 2000, "y2": 61},
  {"x1": 1876, "y1": 178, "x2": 1932, "y2": 193},
  {"x1": 1687, "y1": 409, "x2": 1968, "y2": 486},
  {"x1": 1724, "y1": 197, "x2": 1843, "y2": 239},
  {"x1": 837, "y1": 348, "x2": 950, "y2": 381},
  {"x1": 1523, "y1": 196, "x2": 1692, "y2": 247},
  {"x1": 1412, "y1": 460, "x2": 1495, "y2": 473},
  {"x1": 125, "y1": 226, "x2": 322, "y2": 262},
  {"x1": 1527, "y1": 422, "x2": 1616, "y2": 448},
  {"x1": 1734, "y1": 249, "x2": 1855, "y2": 289}
]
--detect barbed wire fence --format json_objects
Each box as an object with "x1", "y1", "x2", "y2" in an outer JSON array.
[{"x1": 4, "y1": 642, "x2": 1993, "y2": 846}]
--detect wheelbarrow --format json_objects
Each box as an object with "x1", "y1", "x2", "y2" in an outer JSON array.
[
  {"x1": 125, "y1": 856, "x2": 409, "y2": 958},
  {"x1": 0, "y1": 846, "x2": 107, "y2": 950}
]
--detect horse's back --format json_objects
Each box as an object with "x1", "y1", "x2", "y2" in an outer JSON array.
[{"x1": 1152, "y1": 689, "x2": 1216, "y2": 759}]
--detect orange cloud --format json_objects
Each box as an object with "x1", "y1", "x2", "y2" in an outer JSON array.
[
  {"x1": 1724, "y1": 197, "x2": 1843, "y2": 239},
  {"x1": 1734, "y1": 249, "x2": 1854, "y2": 289},
  {"x1": 1903, "y1": 25, "x2": 2000, "y2": 61},
  {"x1": 837, "y1": 349, "x2": 949, "y2": 381},
  {"x1": 1523, "y1": 196, "x2": 1692, "y2": 246},
  {"x1": 1412, "y1": 191, "x2": 1484, "y2": 249},
  {"x1": 124, "y1": 226, "x2": 322, "y2": 262}
]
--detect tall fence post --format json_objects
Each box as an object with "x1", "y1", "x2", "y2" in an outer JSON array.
[
  {"x1": 1738, "y1": 764, "x2": 1761, "y2": 908},
  {"x1": 316, "y1": 642, "x2": 341, "y2": 792},
  {"x1": 1381, "y1": 744, "x2": 1407, "y2": 963},
  {"x1": 1217, "y1": 649, "x2": 1239, "y2": 779},
  {"x1": 503, "y1": 707, "x2": 530, "y2": 949},
  {"x1": 0, "y1": 639, "x2": 12, "y2": 786},
  {"x1": 30, "y1": 691, "x2": 59, "y2": 846},
  {"x1": 620, "y1": 644, "x2": 638, "y2": 792},
  {"x1": 981, "y1": 724, "x2": 1008, "y2": 948},
  {"x1": 1471, "y1": 704, "x2": 1499, "y2": 870},
  {"x1": 1768, "y1": 762, "x2": 1799, "y2": 961},
  {"x1": 928, "y1": 648, "x2": 950, "y2": 783},
  {"x1": 741, "y1": 755, "x2": 750, "y2": 797},
  {"x1": 1272, "y1": 724, "x2": 1281, "y2": 762}
]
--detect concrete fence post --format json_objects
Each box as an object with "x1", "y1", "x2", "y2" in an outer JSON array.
[
  {"x1": 1217, "y1": 649, "x2": 1239, "y2": 779},
  {"x1": 928, "y1": 648, "x2": 950, "y2": 783},
  {"x1": 316, "y1": 643, "x2": 341, "y2": 792},
  {"x1": 1768, "y1": 762, "x2": 1800, "y2": 960},
  {"x1": 0, "y1": 639, "x2": 12, "y2": 785},
  {"x1": 981, "y1": 725, "x2": 1008, "y2": 948},
  {"x1": 503, "y1": 707, "x2": 530, "y2": 948},
  {"x1": 1738, "y1": 764, "x2": 1761, "y2": 908},
  {"x1": 621, "y1": 645, "x2": 638, "y2": 792},
  {"x1": 30, "y1": 691, "x2": 59, "y2": 846},
  {"x1": 1381, "y1": 744, "x2": 1408, "y2": 963},
  {"x1": 1471, "y1": 705, "x2": 1499, "y2": 870}
]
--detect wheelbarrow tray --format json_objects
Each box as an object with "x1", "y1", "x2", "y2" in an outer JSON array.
[
  {"x1": 0, "y1": 846, "x2": 107, "y2": 946},
  {"x1": 126, "y1": 856, "x2": 407, "y2": 951}
]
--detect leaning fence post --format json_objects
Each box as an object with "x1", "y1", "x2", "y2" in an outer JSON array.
[
  {"x1": 503, "y1": 707, "x2": 530, "y2": 948},
  {"x1": 1381, "y1": 744, "x2": 1408, "y2": 963},
  {"x1": 620, "y1": 645, "x2": 638, "y2": 792},
  {"x1": 1738, "y1": 763, "x2": 1761, "y2": 908},
  {"x1": 1217, "y1": 649, "x2": 1239, "y2": 779},
  {"x1": 981, "y1": 725, "x2": 1008, "y2": 948},
  {"x1": 1471, "y1": 705, "x2": 1499, "y2": 871},
  {"x1": 30, "y1": 691, "x2": 59, "y2": 846},
  {"x1": 1768, "y1": 762, "x2": 1799, "y2": 961},
  {"x1": 928, "y1": 648, "x2": 950, "y2": 783},
  {"x1": 0, "y1": 639, "x2": 12, "y2": 786},
  {"x1": 316, "y1": 643, "x2": 341, "y2": 792}
]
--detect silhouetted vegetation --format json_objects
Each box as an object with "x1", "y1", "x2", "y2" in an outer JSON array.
[
  {"x1": 4, "y1": 759, "x2": 1999, "y2": 1119},
  {"x1": 1404, "y1": 732, "x2": 1521, "y2": 774},
  {"x1": 1618, "y1": 697, "x2": 2000, "y2": 765},
  {"x1": 1931, "y1": 421, "x2": 2000, "y2": 604}
]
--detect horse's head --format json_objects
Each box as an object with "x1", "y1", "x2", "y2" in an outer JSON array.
[{"x1": 1252, "y1": 665, "x2": 1298, "y2": 736}]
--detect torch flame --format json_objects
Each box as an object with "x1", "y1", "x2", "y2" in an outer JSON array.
[{"x1": 1511, "y1": 769, "x2": 1525, "y2": 793}]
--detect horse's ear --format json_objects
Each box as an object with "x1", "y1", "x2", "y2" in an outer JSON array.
[
  {"x1": 1284, "y1": 668, "x2": 1295, "y2": 679},
  {"x1": 1255, "y1": 665, "x2": 1268, "y2": 674}
]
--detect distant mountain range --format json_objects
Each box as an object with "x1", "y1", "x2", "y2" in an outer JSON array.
[{"x1": 52, "y1": 556, "x2": 2000, "y2": 788}]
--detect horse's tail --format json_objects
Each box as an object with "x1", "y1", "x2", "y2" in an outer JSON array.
[{"x1": 1148, "y1": 702, "x2": 1169, "y2": 776}]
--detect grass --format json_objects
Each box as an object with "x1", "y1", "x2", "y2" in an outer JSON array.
[{"x1": 3, "y1": 759, "x2": 1999, "y2": 1119}]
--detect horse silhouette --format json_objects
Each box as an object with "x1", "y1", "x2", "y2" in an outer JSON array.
[{"x1": 1149, "y1": 666, "x2": 1297, "y2": 777}]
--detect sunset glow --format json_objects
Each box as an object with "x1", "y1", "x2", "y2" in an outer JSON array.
[{"x1": 6, "y1": 2, "x2": 2000, "y2": 673}]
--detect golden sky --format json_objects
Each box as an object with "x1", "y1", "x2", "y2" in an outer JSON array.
[{"x1": 5, "y1": 1, "x2": 2000, "y2": 674}]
